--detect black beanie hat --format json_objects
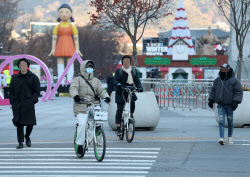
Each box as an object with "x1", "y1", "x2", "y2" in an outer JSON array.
[
  {"x1": 85, "y1": 60, "x2": 95, "y2": 69},
  {"x1": 17, "y1": 58, "x2": 30, "y2": 68},
  {"x1": 122, "y1": 55, "x2": 131, "y2": 64}
]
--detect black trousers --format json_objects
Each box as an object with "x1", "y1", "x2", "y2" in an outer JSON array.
[
  {"x1": 115, "y1": 101, "x2": 135, "y2": 124},
  {"x1": 17, "y1": 125, "x2": 33, "y2": 143}
]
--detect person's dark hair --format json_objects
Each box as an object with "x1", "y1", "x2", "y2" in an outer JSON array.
[
  {"x1": 57, "y1": 4, "x2": 74, "y2": 22},
  {"x1": 122, "y1": 55, "x2": 131, "y2": 64},
  {"x1": 17, "y1": 58, "x2": 30, "y2": 68}
]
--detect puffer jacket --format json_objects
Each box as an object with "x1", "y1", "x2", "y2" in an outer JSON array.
[
  {"x1": 208, "y1": 68, "x2": 243, "y2": 105},
  {"x1": 69, "y1": 60, "x2": 109, "y2": 115}
]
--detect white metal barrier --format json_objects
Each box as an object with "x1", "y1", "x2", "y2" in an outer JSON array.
[{"x1": 141, "y1": 79, "x2": 250, "y2": 110}]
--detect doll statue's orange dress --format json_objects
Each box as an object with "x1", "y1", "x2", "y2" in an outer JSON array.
[{"x1": 54, "y1": 22, "x2": 77, "y2": 57}]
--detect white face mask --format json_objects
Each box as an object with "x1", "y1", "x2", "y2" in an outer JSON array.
[{"x1": 86, "y1": 68, "x2": 94, "y2": 74}]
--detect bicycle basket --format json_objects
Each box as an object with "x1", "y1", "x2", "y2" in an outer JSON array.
[{"x1": 94, "y1": 111, "x2": 108, "y2": 121}]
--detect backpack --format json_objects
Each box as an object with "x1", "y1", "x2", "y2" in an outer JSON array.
[{"x1": 119, "y1": 67, "x2": 137, "y2": 79}]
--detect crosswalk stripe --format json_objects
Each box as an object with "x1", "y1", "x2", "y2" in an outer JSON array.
[
  {"x1": 0, "y1": 154, "x2": 157, "y2": 158},
  {"x1": 0, "y1": 162, "x2": 153, "y2": 165},
  {"x1": 0, "y1": 174, "x2": 145, "y2": 177},
  {"x1": 0, "y1": 148, "x2": 160, "y2": 150},
  {"x1": 0, "y1": 166, "x2": 151, "y2": 169},
  {"x1": 0, "y1": 159, "x2": 156, "y2": 162},
  {"x1": 0, "y1": 171, "x2": 148, "y2": 174},
  {"x1": 0, "y1": 151, "x2": 158, "y2": 154}
]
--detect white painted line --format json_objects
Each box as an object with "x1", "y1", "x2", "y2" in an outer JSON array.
[
  {"x1": 0, "y1": 148, "x2": 160, "y2": 151},
  {"x1": 0, "y1": 151, "x2": 158, "y2": 154},
  {"x1": 0, "y1": 166, "x2": 151, "y2": 169},
  {"x1": 0, "y1": 171, "x2": 148, "y2": 174},
  {"x1": 0, "y1": 155, "x2": 157, "y2": 158},
  {"x1": 0, "y1": 159, "x2": 156, "y2": 162},
  {"x1": 0, "y1": 176, "x2": 146, "y2": 177},
  {"x1": 0, "y1": 162, "x2": 153, "y2": 166},
  {"x1": 232, "y1": 144, "x2": 250, "y2": 146}
]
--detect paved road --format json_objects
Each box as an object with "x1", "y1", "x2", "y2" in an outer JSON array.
[{"x1": 0, "y1": 97, "x2": 250, "y2": 177}]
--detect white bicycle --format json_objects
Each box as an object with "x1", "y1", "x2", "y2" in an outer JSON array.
[
  {"x1": 118, "y1": 86, "x2": 138, "y2": 143},
  {"x1": 74, "y1": 98, "x2": 108, "y2": 162}
]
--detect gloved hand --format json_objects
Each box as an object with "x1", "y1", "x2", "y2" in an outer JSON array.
[
  {"x1": 105, "y1": 97, "x2": 111, "y2": 103},
  {"x1": 232, "y1": 101, "x2": 239, "y2": 111},
  {"x1": 74, "y1": 95, "x2": 81, "y2": 103},
  {"x1": 208, "y1": 100, "x2": 214, "y2": 109},
  {"x1": 137, "y1": 88, "x2": 143, "y2": 93},
  {"x1": 117, "y1": 83, "x2": 122, "y2": 89}
]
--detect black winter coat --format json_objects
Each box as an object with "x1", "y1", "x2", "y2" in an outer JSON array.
[
  {"x1": 208, "y1": 68, "x2": 243, "y2": 105},
  {"x1": 107, "y1": 76, "x2": 115, "y2": 95},
  {"x1": 9, "y1": 70, "x2": 40, "y2": 126},
  {"x1": 113, "y1": 68, "x2": 142, "y2": 103}
]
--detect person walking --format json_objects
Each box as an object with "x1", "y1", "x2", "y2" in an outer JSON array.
[
  {"x1": 208, "y1": 63, "x2": 243, "y2": 145},
  {"x1": 9, "y1": 58, "x2": 40, "y2": 149}
]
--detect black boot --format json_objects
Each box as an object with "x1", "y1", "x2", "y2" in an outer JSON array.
[
  {"x1": 25, "y1": 135, "x2": 31, "y2": 147},
  {"x1": 116, "y1": 127, "x2": 122, "y2": 136},
  {"x1": 16, "y1": 142, "x2": 23, "y2": 149},
  {"x1": 77, "y1": 145, "x2": 83, "y2": 155}
]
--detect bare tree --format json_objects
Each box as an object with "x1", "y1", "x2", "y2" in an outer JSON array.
[
  {"x1": 214, "y1": 0, "x2": 250, "y2": 80},
  {"x1": 0, "y1": 0, "x2": 22, "y2": 48},
  {"x1": 89, "y1": 0, "x2": 172, "y2": 66},
  {"x1": 78, "y1": 25, "x2": 122, "y2": 77}
]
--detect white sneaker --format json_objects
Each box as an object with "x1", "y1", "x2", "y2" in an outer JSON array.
[
  {"x1": 219, "y1": 138, "x2": 225, "y2": 145},
  {"x1": 228, "y1": 137, "x2": 233, "y2": 144}
]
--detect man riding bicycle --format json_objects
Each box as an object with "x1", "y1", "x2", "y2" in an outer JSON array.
[
  {"x1": 69, "y1": 60, "x2": 110, "y2": 156},
  {"x1": 113, "y1": 55, "x2": 143, "y2": 135}
]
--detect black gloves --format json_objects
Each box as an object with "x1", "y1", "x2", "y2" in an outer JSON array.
[
  {"x1": 74, "y1": 95, "x2": 81, "y2": 103},
  {"x1": 232, "y1": 101, "x2": 239, "y2": 111},
  {"x1": 208, "y1": 100, "x2": 214, "y2": 108},
  {"x1": 137, "y1": 88, "x2": 143, "y2": 93},
  {"x1": 105, "y1": 97, "x2": 111, "y2": 103},
  {"x1": 117, "y1": 83, "x2": 122, "y2": 90}
]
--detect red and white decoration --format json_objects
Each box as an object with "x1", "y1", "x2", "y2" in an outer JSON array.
[
  {"x1": 214, "y1": 44, "x2": 226, "y2": 51},
  {"x1": 168, "y1": 0, "x2": 195, "y2": 55}
]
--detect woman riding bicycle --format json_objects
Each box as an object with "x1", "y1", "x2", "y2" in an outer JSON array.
[
  {"x1": 113, "y1": 55, "x2": 143, "y2": 136},
  {"x1": 69, "y1": 60, "x2": 110, "y2": 156}
]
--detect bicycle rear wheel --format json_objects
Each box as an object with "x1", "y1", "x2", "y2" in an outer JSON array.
[
  {"x1": 93, "y1": 127, "x2": 106, "y2": 162},
  {"x1": 126, "y1": 119, "x2": 135, "y2": 143},
  {"x1": 118, "y1": 121, "x2": 125, "y2": 140},
  {"x1": 74, "y1": 125, "x2": 85, "y2": 158}
]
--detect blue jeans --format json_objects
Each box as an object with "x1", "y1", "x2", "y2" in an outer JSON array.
[{"x1": 218, "y1": 104, "x2": 234, "y2": 138}]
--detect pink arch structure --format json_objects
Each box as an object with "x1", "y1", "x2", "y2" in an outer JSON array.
[{"x1": 0, "y1": 55, "x2": 52, "y2": 102}]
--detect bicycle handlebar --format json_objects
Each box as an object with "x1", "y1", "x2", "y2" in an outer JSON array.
[{"x1": 78, "y1": 97, "x2": 107, "y2": 105}]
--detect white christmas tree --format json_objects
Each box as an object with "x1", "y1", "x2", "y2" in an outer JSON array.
[{"x1": 167, "y1": 0, "x2": 195, "y2": 55}]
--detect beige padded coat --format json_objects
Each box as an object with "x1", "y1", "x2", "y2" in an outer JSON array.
[{"x1": 69, "y1": 60, "x2": 109, "y2": 115}]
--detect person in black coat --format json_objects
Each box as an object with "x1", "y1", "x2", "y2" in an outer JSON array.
[
  {"x1": 113, "y1": 55, "x2": 143, "y2": 135},
  {"x1": 107, "y1": 73, "x2": 115, "y2": 96},
  {"x1": 9, "y1": 58, "x2": 40, "y2": 149},
  {"x1": 208, "y1": 63, "x2": 243, "y2": 145}
]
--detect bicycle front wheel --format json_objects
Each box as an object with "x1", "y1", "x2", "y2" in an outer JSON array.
[
  {"x1": 93, "y1": 127, "x2": 106, "y2": 162},
  {"x1": 74, "y1": 127, "x2": 85, "y2": 158},
  {"x1": 126, "y1": 119, "x2": 135, "y2": 143}
]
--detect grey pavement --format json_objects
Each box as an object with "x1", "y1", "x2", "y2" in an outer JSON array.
[{"x1": 0, "y1": 97, "x2": 250, "y2": 177}]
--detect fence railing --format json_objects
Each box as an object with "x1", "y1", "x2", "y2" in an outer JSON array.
[{"x1": 141, "y1": 79, "x2": 250, "y2": 110}]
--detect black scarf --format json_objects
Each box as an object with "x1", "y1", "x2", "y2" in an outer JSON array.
[{"x1": 219, "y1": 68, "x2": 233, "y2": 80}]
